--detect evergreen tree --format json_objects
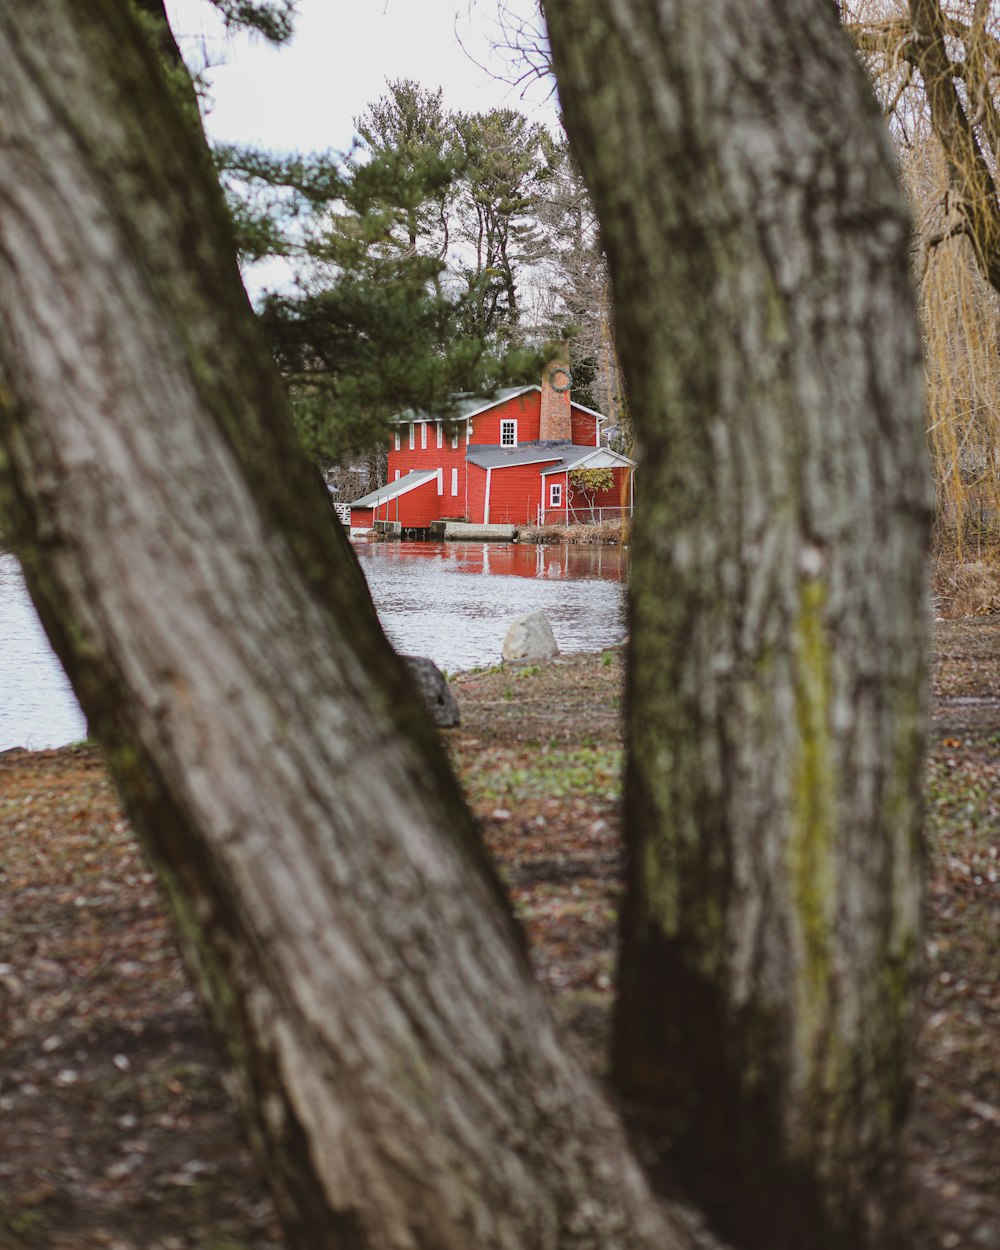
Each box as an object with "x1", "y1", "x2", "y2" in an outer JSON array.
[{"x1": 215, "y1": 82, "x2": 546, "y2": 469}]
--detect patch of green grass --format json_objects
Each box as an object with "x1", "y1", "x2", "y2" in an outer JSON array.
[
  {"x1": 925, "y1": 757, "x2": 994, "y2": 844},
  {"x1": 464, "y1": 746, "x2": 623, "y2": 805},
  {"x1": 6, "y1": 1208, "x2": 45, "y2": 1236}
]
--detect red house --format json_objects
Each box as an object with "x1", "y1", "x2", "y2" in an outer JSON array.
[{"x1": 348, "y1": 366, "x2": 635, "y2": 535}]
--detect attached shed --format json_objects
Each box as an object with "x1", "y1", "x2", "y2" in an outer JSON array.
[{"x1": 348, "y1": 470, "x2": 440, "y2": 536}]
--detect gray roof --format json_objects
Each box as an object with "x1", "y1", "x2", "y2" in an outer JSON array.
[
  {"x1": 348, "y1": 469, "x2": 438, "y2": 509},
  {"x1": 467, "y1": 443, "x2": 634, "y2": 472},
  {"x1": 466, "y1": 443, "x2": 570, "y2": 470}
]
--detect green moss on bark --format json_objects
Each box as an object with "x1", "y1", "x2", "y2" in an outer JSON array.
[{"x1": 790, "y1": 577, "x2": 836, "y2": 1019}]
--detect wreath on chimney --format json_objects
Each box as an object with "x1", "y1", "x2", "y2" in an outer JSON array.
[{"x1": 548, "y1": 367, "x2": 573, "y2": 393}]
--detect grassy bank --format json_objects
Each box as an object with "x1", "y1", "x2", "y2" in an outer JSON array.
[{"x1": 515, "y1": 518, "x2": 628, "y2": 545}]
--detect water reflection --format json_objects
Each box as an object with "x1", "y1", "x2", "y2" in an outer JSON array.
[
  {"x1": 0, "y1": 542, "x2": 627, "y2": 751},
  {"x1": 354, "y1": 541, "x2": 628, "y2": 672},
  {"x1": 0, "y1": 553, "x2": 88, "y2": 751},
  {"x1": 360, "y1": 540, "x2": 627, "y2": 583}
]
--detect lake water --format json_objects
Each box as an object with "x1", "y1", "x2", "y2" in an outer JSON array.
[
  {"x1": 0, "y1": 552, "x2": 89, "y2": 752},
  {"x1": 0, "y1": 542, "x2": 628, "y2": 752}
]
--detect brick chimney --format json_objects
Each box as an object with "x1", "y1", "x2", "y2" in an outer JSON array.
[{"x1": 539, "y1": 344, "x2": 573, "y2": 442}]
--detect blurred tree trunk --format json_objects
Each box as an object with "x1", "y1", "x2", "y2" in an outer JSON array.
[
  {"x1": 0, "y1": 4, "x2": 688, "y2": 1248},
  {"x1": 544, "y1": 1, "x2": 931, "y2": 1248}
]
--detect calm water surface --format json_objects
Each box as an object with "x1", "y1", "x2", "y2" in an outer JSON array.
[
  {"x1": 0, "y1": 552, "x2": 88, "y2": 751},
  {"x1": 0, "y1": 542, "x2": 627, "y2": 751},
  {"x1": 353, "y1": 541, "x2": 628, "y2": 671}
]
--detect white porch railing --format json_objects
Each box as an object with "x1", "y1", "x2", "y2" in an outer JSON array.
[{"x1": 536, "y1": 504, "x2": 634, "y2": 525}]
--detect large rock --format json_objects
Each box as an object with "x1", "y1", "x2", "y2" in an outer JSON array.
[
  {"x1": 402, "y1": 656, "x2": 460, "y2": 728},
  {"x1": 502, "y1": 611, "x2": 558, "y2": 664}
]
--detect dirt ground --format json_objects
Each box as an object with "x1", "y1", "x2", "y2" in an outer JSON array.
[{"x1": 0, "y1": 629, "x2": 997, "y2": 1250}]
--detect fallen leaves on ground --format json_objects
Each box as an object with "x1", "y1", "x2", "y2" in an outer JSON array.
[{"x1": 0, "y1": 640, "x2": 996, "y2": 1249}]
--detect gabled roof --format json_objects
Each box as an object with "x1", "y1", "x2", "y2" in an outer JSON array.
[
  {"x1": 390, "y1": 386, "x2": 607, "y2": 426},
  {"x1": 349, "y1": 470, "x2": 438, "y2": 509},
  {"x1": 540, "y1": 446, "x2": 636, "y2": 472}
]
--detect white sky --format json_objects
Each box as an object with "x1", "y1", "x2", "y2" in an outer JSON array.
[{"x1": 164, "y1": 0, "x2": 558, "y2": 156}]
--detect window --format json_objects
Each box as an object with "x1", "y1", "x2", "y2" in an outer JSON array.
[
  {"x1": 408, "y1": 423, "x2": 415, "y2": 450},
  {"x1": 437, "y1": 468, "x2": 443, "y2": 495},
  {"x1": 451, "y1": 427, "x2": 459, "y2": 450},
  {"x1": 421, "y1": 423, "x2": 427, "y2": 450},
  {"x1": 549, "y1": 482, "x2": 563, "y2": 508},
  {"x1": 395, "y1": 469, "x2": 400, "y2": 481},
  {"x1": 436, "y1": 422, "x2": 443, "y2": 449},
  {"x1": 501, "y1": 419, "x2": 517, "y2": 447},
  {"x1": 451, "y1": 467, "x2": 458, "y2": 496},
  {"x1": 394, "y1": 430, "x2": 400, "y2": 452}
]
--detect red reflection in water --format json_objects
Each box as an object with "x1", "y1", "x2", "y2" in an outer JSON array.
[{"x1": 353, "y1": 541, "x2": 627, "y2": 582}]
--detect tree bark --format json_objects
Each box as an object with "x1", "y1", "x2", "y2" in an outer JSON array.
[
  {"x1": 544, "y1": 2, "x2": 931, "y2": 1247},
  {"x1": 0, "y1": 4, "x2": 691, "y2": 1247}
]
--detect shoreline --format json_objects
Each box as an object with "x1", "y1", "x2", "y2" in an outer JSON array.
[{"x1": 514, "y1": 519, "x2": 629, "y2": 546}]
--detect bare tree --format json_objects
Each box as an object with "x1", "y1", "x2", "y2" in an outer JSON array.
[
  {"x1": 842, "y1": 3, "x2": 1000, "y2": 555},
  {"x1": 845, "y1": 1, "x2": 1000, "y2": 289}
]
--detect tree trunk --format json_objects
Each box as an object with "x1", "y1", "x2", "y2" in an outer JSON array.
[
  {"x1": 544, "y1": 2, "x2": 931, "y2": 1247},
  {"x1": 0, "y1": 5, "x2": 690, "y2": 1247}
]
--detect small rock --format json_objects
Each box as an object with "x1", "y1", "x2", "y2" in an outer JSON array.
[
  {"x1": 502, "y1": 611, "x2": 558, "y2": 664},
  {"x1": 402, "y1": 656, "x2": 460, "y2": 727}
]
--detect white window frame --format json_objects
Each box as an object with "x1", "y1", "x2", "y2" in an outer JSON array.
[
  {"x1": 408, "y1": 423, "x2": 415, "y2": 450},
  {"x1": 500, "y1": 419, "x2": 517, "y2": 447},
  {"x1": 451, "y1": 467, "x2": 458, "y2": 496},
  {"x1": 421, "y1": 422, "x2": 428, "y2": 450},
  {"x1": 549, "y1": 482, "x2": 563, "y2": 508},
  {"x1": 394, "y1": 469, "x2": 400, "y2": 481},
  {"x1": 394, "y1": 430, "x2": 400, "y2": 452},
  {"x1": 436, "y1": 422, "x2": 443, "y2": 449},
  {"x1": 437, "y1": 467, "x2": 443, "y2": 495},
  {"x1": 451, "y1": 427, "x2": 459, "y2": 450}
]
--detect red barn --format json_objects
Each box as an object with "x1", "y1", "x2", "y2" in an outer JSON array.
[{"x1": 348, "y1": 366, "x2": 635, "y2": 535}]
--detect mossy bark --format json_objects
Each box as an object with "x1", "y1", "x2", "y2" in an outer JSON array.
[
  {"x1": 544, "y1": 1, "x2": 931, "y2": 1247},
  {"x1": 0, "y1": 4, "x2": 689, "y2": 1247}
]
